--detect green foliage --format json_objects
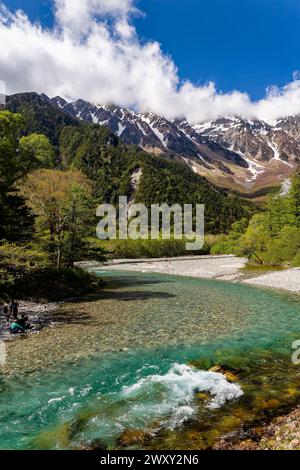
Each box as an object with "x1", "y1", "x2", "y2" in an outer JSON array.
[
  {"x1": 262, "y1": 226, "x2": 300, "y2": 265},
  {"x1": 7, "y1": 93, "x2": 79, "y2": 147},
  {"x1": 263, "y1": 193, "x2": 297, "y2": 237},
  {"x1": 292, "y1": 250, "x2": 300, "y2": 267},
  {"x1": 0, "y1": 111, "x2": 33, "y2": 186},
  {"x1": 211, "y1": 218, "x2": 249, "y2": 255},
  {"x1": 20, "y1": 133, "x2": 56, "y2": 168},
  {"x1": 103, "y1": 238, "x2": 210, "y2": 259},
  {"x1": 212, "y1": 174, "x2": 300, "y2": 266},
  {"x1": 21, "y1": 169, "x2": 106, "y2": 268},
  {"x1": 0, "y1": 242, "x2": 45, "y2": 298},
  {"x1": 0, "y1": 111, "x2": 37, "y2": 241},
  {"x1": 60, "y1": 124, "x2": 137, "y2": 203},
  {"x1": 11, "y1": 267, "x2": 103, "y2": 302}
]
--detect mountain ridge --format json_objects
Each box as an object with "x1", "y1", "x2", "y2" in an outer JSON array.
[
  {"x1": 47, "y1": 94, "x2": 299, "y2": 192},
  {"x1": 7, "y1": 92, "x2": 300, "y2": 194}
]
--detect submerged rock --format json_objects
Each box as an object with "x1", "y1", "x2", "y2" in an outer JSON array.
[
  {"x1": 34, "y1": 423, "x2": 71, "y2": 449},
  {"x1": 254, "y1": 397, "x2": 281, "y2": 410},
  {"x1": 195, "y1": 392, "x2": 210, "y2": 402},
  {"x1": 223, "y1": 371, "x2": 239, "y2": 383},
  {"x1": 117, "y1": 429, "x2": 152, "y2": 447}
]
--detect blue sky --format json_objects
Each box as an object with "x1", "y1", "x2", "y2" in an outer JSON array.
[{"x1": 3, "y1": 0, "x2": 300, "y2": 100}]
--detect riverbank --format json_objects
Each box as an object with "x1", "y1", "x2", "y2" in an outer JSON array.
[
  {"x1": 80, "y1": 255, "x2": 248, "y2": 281},
  {"x1": 0, "y1": 301, "x2": 61, "y2": 341},
  {"x1": 82, "y1": 256, "x2": 300, "y2": 293},
  {"x1": 0, "y1": 267, "x2": 104, "y2": 342},
  {"x1": 243, "y1": 268, "x2": 300, "y2": 293}
]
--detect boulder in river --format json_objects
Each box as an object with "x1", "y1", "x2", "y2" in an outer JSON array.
[{"x1": 209, "y1": 365, "x2": 239, "y2": 382}]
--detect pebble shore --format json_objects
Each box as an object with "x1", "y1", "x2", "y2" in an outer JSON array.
[
  {"x1": 0, "y1": 301, "x2": 60, "y2": 341},
  {"x1": 243, "y1": 267, "x2": 300, "y2": 292},
  {"x1": 88, "y1": 255, "x2": 248, "y2": 280}
]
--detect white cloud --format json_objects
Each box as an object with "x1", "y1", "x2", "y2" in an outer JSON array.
[
  {"x1": 55, "y1": 0, "x2": 137, "y2": 37},
  {"x1": 0, "y1": 0, "x2": 299, "y2": 123}
]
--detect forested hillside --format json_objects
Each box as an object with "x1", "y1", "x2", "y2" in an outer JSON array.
[
  {"x1": 60, "y1": 124, "x2": 248, "y2": 233},
  {"x1": 6, "y1": 92, "x2": 249, "y2": 233},
  {"x1": 7, "y1": 93, "x2": 79, "y2": 147}
]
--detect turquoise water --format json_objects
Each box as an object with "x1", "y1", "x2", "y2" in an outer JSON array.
[{"x1": 1, "y1": 271, "x2": 300, "y2": 449}]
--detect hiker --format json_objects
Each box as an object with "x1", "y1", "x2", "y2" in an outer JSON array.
[
  {"x1": 9, "y1": 300, "x2": 19, "y2": 320},
  {"x1": 1, "y1": 303, "x2": 10, "y2": 321}
]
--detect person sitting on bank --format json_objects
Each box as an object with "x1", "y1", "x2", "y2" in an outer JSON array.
[
  {"x1": 10, "y1": 314, "x2": 33, "y2": 334},
  {"x1": 10, "y1": 320, "x2": 25, "y2": 334}
]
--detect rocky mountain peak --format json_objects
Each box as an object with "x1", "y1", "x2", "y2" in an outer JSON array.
[{"x1": 48, "y1": 95, "x2": 299, "y2": 192}]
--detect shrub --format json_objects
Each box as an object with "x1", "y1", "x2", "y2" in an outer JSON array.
[
  {"x1": 8, "y1": 267, "x2": 104, "y2": 302},
  {"x1": 292, "y1": 250, "x2": 300, "y2": 267},
  {"x1": 108, "y1": 238, "x2": 210, "y2": 259}
]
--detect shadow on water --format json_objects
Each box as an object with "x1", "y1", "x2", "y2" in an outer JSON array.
[
  {"x1": 100, "y1": 290, "x2": 176, "y2": 301},
  {"x1": 50, "y1": 272, "x2": 177, "y2": 325},
  {"x1": 95, "y1": 271, "x2": 175, "y2": 289},
  {"x1": 52, "y1": 310, "x2": 93, "y2": 325},
  {"x1": 60, "y1": 272, "x2": 177, "y2": 306},
  {"x1": 65, "y1": 289, "x2": 176, "y2": 305}
]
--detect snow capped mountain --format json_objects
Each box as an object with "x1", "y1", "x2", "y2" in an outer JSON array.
[
  {"x1": 49, "y1": 96, "x2": 299, "y2": 192},
  {"x1": 193, "y1": 116, "x2": 300, "y2": 164}
]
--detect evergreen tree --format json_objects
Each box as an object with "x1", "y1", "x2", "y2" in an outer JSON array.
[{"x1": 0, "y1": 111, "x2": 36, "y2": 241}]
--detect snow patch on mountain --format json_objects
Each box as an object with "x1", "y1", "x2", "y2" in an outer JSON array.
[{"x1": 48, "y1": 95, "x2": 299, "y2": 189}]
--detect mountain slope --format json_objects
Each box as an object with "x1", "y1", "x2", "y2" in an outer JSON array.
[
  {"x1": 7, "y1": 92, "x2": 299, "y2": 195},
  {"x1": 49, "y1": 96, "x2": 248, "y2": 169},
  {"x1": 4, "y1": 92, "x2": 249, "y2": 233},
  {"x1": 60, "y1": 124, "x2": 248, "y2": 233},
  {"x1": 7, "y1": 93, "x2": 79, "y2": 146},
  {"x1": 194, "y1": 116, "x2": 300, "y2": 164},
  {"x1": 49, "y1": 95, "x2": 299, "y2": 193},
  {"x1": 193, "y1": 116, "x2": 299, "y2": 192}
]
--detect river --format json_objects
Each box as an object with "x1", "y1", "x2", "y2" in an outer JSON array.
[{"x1": 0, "y1": 270, "x2": 300, "y2": 450}]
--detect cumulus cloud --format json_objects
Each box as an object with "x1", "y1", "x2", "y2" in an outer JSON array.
[
  {"x1": 55, "y1": 0, "x2": 137, "y2": 37},
  {"x1": 0, "y1": 0, "x2": 299, "y2": 123}
]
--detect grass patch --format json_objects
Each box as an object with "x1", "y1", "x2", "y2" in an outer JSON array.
[{"x1": 242, "y1": 263, "x2": 286, "y2": 272}]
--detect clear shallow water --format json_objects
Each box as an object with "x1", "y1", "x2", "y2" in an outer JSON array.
[{"x1": 1, "y1": 271, "x2": 300, "y2": 450}]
